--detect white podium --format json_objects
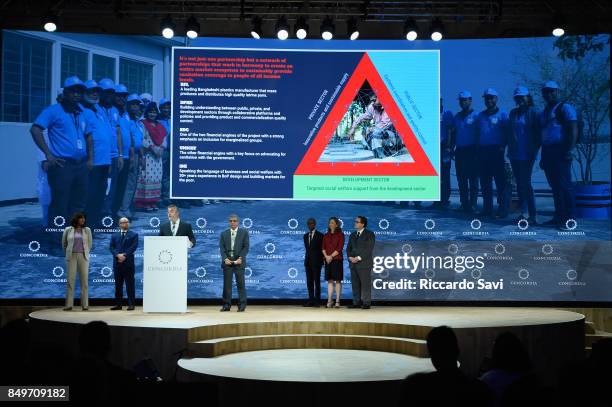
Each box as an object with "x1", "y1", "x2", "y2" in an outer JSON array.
[{"x1": 143, "y1": 236, "x2": 188, "y2": 313}]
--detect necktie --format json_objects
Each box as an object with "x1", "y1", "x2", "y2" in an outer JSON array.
[
  {"x1": 309, "y1": 232, "x2": 313, "y2": 245},
  {"x1": 121, "y1": 231, "x2": 126, "y2": 240},
  {"x1": 171, "y1": 223, "x2": 176, "y2": 234}
]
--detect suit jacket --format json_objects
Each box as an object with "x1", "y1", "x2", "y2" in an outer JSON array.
[
  {"x1": 219, "y1": 228, "x2": 249, "y2": 267},
  {"x1": 303, "y1": 230, "x2": 324, "y2": 268},
  {"x1": 346, "y1": 228, "x2": 376, "y2": 270},
  {"x1": 62, "y1": 226, "x2": 92, "y2": 260},
  {"x1": 110, "y1": 230, "x2": 139, "y2": 268},
  {"x1": 159, "y1": 220, "x2": 196, "y2": 247}
]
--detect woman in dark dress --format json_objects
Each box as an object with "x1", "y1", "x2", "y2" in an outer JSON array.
[{"x1": 322, "y1": 217, "x2": 345, "y2": 308}]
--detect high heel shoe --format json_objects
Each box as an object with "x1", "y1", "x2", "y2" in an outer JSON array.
[
  {"x1": 326, "y1": 301, "x2": 333, "y2": 308},
  {"x1": 334, "y1": 301, "x2": 341, "y2": 309}
]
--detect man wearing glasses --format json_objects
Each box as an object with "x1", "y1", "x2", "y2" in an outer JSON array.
[
  {"x1": 220, "y1": 214, "x2": 250, "y2": 312},
  {"x1": 346, "y1": 216, "x2": 376, "y2": 309},
  {"x1": 110, "y1": 217, "x2": 139, "y2": 310}
]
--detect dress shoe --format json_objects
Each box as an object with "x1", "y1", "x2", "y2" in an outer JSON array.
[
  {"x1": 127, "y1": 306, "x2": 135, "y2": 311},
  {"x1": 63, "y1": 307, "x2": 72, "y2": 311},
  {"x1": 347, "y1": 303, "x2": 361, "y2": 309},
  {"x1": 220, "y1": 306, "x2": 230, "y2": 312},
  {"x1": 82, "y1": 307, "x2": 89, "y2": 311},
  {"x1": 303, "y1": 301, "x2": 313, "y2": 307},
  {"x1": 361, "y1": 305, "x2": 371, "y2": 309},
  {"x1": 110, "y1": 305, "x2": 122, "y2": 310},
  {"x1": 237, "y1": 307, "x2": 246, "y2": 312}
]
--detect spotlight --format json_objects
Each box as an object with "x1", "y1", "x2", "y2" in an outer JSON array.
[
  {"x1": 295, "y1": 16, "x2": 308, "y2": 40},
  {"x1": 347, "y1": 17, "x2": 359, "y2": 40},
  {"x1": 275, "y1": 16, "x2": 290, "y2": 40},
  {"x1": 161, "y1": 15, "x2": 175, "y2": 39},
  {"x1": 251, "y1": 16, "x2": 263, "y2": 39},
  {"x1": 185, "y1": 16, "x2": 200, "y2": 39},
  {"x1": 552, "y1": 13, "x2": 566, "y2": 37},
  {"x1": 403, "y1": 18, "x2": 418, "y2": 41},
  {"x1": 321, "y1": 16, "x2": 335, "y2": 40},
  {"x1": 42, "y1": 14, "x2": 58, "y2": 32},
  {"x1": 429, "y1": 18, "x2": 443, "y2": 41}
]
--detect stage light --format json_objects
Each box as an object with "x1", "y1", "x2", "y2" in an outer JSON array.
[
  {"x1": 42, "y1": 14, "x2": 58, "y2": 32},
  {"x1": 429, "y1": 18, "x2": 443, "y2": 41},
  {"x1": 275, "y1": 16, "x2": 290, "y2": 40},
  {"x1": 295, "y1": 16, "x2": 308, "y2": 39},
  {"x1": 251, "y1": 16, "x2": 263, "y2": 39},
  {"x1": 185, "y1": 16, "x2": 200, "y2": 39},
  {"x1": 161, "y1": 15, "x2": 176, "y2": 39},
  {"x1": 552, "y1": 13, "x2": 566, "y2": 37},
  {"x1": 403, "y1": 18, "x2": 418, "y2": 41},
  {"x1": 347, "y1": 17, "x2": 359, "y2": 40},
  {"x1": 321, "y1": 17, "x2": 335, "y2": 40}
]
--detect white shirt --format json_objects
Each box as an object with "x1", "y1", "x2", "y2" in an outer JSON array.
[
  {"x1": 171, "y1": 218, "x2": 180, "y2": 236},
  {"x1": 230, "y1": 227, "x2": 238, "y2": 251}
]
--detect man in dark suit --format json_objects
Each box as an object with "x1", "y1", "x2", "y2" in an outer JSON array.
[
  {"x1": 303, "y1": 218, "x2": 324, "y2": 307},
  {"x1": 110, "y1": 217, "x2": 139, "y2": 310},
  {"x1": 346, "y1": 215, "x2": 376, "y2": 309},
  {"x1": 220, "y1": 214, "x2": 250, "y2": 312},
  {"x1": 159, "y1": 204, "x2": 196, "y2": 248}
]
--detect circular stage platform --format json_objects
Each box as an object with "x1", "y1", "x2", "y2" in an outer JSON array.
[{"x1": 29, "y1": 306, "x2": 585, "y2": 384}]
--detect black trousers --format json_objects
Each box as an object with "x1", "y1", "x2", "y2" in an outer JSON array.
[
  {"x1": 350, "y1": 266, "x2": 372, "y2": 306},
  {"x1": 222, "y1": 265, "x2": 247, "y2": 307},
  {"x1": 114, "y1": 262, "x2": 135, "y2": 306},
  {"x1": 47, "y1": 158, "x2": 89, "y2": 227},
  {"x1": 86, "y1": 165, "x2": 110, "y2": 227},
  {"x1": 440, "y1": 158, "x2": 451, "y2": 204},
  {"x1": 454, "y1": 146, "x2": 479, "y2": 210},
  {"x1": 478, "y1": 145, "x2": 508, "y2": 215},
  {"x1": 304, "y1": 263, "x2": 322, "y2": 302}
]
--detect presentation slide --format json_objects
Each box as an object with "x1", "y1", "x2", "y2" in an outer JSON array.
[
  {"x1": 171, "y1": 48, "x2": 440, "y2": 200},
  {"x1": 0, "y1": 30, "x2": 610, "y2": 302}
]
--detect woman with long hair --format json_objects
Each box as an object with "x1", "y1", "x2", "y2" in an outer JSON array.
[
  {"x1": 62, "y1": 212, "x2": 92, "y2": 311},
  {"x1": 134, "y1": 102, "x2": 166, "y2": 211},
  {"x1": 322, "y1": 217, "x2": 345, "y2": 308}
]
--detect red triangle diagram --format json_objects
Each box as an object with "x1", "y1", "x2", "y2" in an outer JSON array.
[{"x1": 295, "y1": 53, "x2": 437, "y2": 176}]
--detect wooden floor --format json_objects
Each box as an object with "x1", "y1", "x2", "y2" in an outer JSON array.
[{"x1": 29, "y1": 306, "x2": 585, "y2": 383}]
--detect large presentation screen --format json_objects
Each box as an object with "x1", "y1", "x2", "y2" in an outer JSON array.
[
  {"x1": 0, "y1": 30, "x2": 610, "y2": 303},
  {"x1": 171, "y1": 48, "x2": 440, "y2": 200}
]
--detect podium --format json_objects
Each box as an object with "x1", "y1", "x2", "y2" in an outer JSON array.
[{"x1": 143, "y1": 236, "x2": 188, "y2": 313}]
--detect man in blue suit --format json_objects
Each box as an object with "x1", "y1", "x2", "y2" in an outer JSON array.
[
  {"x1": 219, "y1": 214, "x2": 250, "y2": 312},
  {"x1": 110, "y1": 217, "x2": 139, "y2": 310}
]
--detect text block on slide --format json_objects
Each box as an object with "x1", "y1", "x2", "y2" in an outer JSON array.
[
  {"x1": 143, "y1": 236, "x2": 188, "y2": 313},
  {"x1": 171, "y1": 47, "x2": 440, "y2": 200}
]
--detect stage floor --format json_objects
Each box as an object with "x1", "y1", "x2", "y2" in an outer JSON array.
[
  {"x1": 29, "y1": 305, "x2": 583, "y2": 329},
  {"x1": 29, "y1": 306, "x2": 585, "y2": 383}
]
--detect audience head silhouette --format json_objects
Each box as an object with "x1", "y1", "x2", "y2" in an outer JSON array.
[
  {"x1": 79, "y1": 321, "x2": 111, "y2": 359},
  {"x1": 426, "y1": 325, "x2": 460, "y2": 372}
]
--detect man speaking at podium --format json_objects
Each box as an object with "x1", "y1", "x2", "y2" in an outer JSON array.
[{"x1": 159, "y1": 204, "x2": 196, "y2": 248}]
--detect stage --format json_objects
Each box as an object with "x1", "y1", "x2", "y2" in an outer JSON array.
[{"x1": 29, "y1": 306, "x2": 585, "y2": 384}]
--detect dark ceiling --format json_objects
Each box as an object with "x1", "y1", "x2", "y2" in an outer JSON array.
[{"x1": 0, "y1": 1, "x2": 610, "y2": 39}]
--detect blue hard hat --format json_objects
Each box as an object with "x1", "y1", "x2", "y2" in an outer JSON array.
[
  {"x1": 126, "y1": 93, "x2": 143, "y2": 104},
  {"x1": 115, "y1": 83, "x2": 129, "y2": 94},
  {"x1": 159, "y1": 98, "x2": 171, "y2": 106},
  {"x1": 542, "y1": 80, "x2": 560, "y2": 90},
  {"x1": 83, "y1": 80, "x2": 102, "y2": 91},
  {"x1": 513, "y1": 86, "x2": 529, "y2": 97},
  {"x1": 458, "y1": 90, "x2": 472, "y2": 99},
  {"x1": 483, "y1": 88, "x2": 499, "y2": 97},
  {"x1": 99, "y1": 78, "x2": 116, "y2": 91},
  {"x1": 63, "y1": 76, "x2": 86, "y2": 89}
]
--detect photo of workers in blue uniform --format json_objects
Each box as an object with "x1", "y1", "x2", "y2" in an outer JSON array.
[
  {"x1": 476, "y1": 88, "x2": 510, "y2": 219},
  {"x1": 508, "y1": 86, "x2": 540, "y2": 224},
  {"x1": 539, "y1": 81, "x2": 579, "y2": 230},
  {"x1": 451, "y1": 91, "x2": 480, "y2": 214},
  {"x1": 30, "y1": 76, "x2": 94, "y2": 228}
]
